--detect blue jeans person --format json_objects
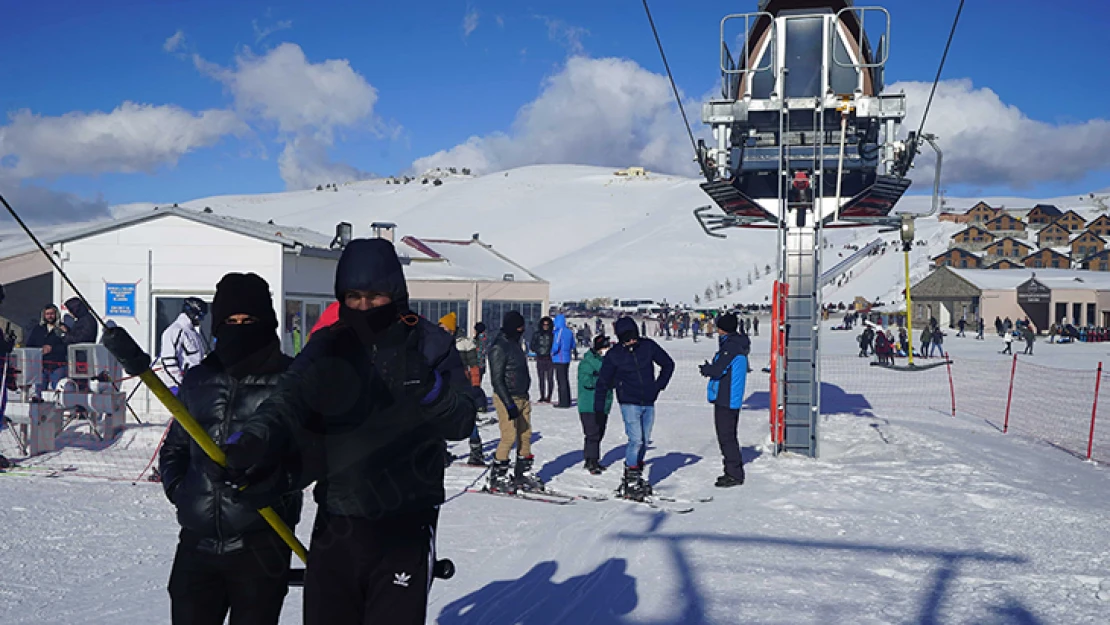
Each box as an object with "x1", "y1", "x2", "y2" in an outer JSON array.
[
  {"x1": 619, "y1": 404, "x2": 656, "y2": 468},
  {"x1": 41, "y1": 365, "x2": 67, "y2": 393}
]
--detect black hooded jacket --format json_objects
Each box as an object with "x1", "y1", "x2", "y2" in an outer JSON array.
[
  {"x1": 158, "y1": 346, "x2": 304, "y2": 555},
  {"x1": 488, "y1": 329, "x2": 531, "y2": 407},
  {"x1": 62, "y1": 297, "x2": 98, "y2": 344},
  {"x1": 530, "y1": 317, "x2": 553, "y2": 358},
  {"x1": 240, "y1": 239, "x2": 477, "y2": 520}
]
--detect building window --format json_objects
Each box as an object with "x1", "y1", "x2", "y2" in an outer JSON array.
[
  {"x1": 153, "y1": 295, "x2": 214, "y2": 359},
  {"x1": 482, "y1": 300, "x2": 544, "y2": 340},
  {"x1": 411, "y1": 300, "x2": 470, "y2": 333},
  {"x1": 960, "y1": 259, "x2": 968, "y2": 268},
  {"x1": 1034, "y1": 260, "x2": 1043, "y2": 268},
  {"x1": 1101, "y1": 262, "x2": 1108, "y2": 271},
  {"x1": 1051, "y1": 260, "x2": 1060, "y2": 268}
]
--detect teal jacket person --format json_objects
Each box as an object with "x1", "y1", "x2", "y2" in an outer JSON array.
[{"x1": 578, "y1": 345, "x2": 613, "y2": 415}]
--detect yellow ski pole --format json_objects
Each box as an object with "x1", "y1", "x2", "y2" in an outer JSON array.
[{"x1": 103, "y1": 327, "x2": 308, "y2": 563}]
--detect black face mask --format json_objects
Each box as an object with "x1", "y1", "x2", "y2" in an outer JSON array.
[
  {"x1": 340, "y1": 301, "x2": 399, "y2": 345},
  {"x1": 215, "y1": 323, "x2": 277, "y2": 373}
]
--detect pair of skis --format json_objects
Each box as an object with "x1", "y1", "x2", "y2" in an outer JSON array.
[{"x1": 465, "y1": 486, "x2": 710, "y2": 513}]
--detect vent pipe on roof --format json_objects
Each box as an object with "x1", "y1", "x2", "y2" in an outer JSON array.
[
  {"x1": 332, "y1": 222, "x2": 353, "y2": 249},
  {"x1": 371, "y1": 222, "x2": 397, "y2": 243}
]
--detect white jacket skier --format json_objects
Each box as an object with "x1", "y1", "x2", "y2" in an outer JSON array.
[{"x1": 159, "y1": 299, "x2": 208, "y2": 388}]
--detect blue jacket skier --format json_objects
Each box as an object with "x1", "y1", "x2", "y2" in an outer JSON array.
[
  {"x1": 551, "y1": 314, "x2": 576, "y2": 407},
  {"x1": 699, "y1": 313, "x2": 749, "y2": 487}
]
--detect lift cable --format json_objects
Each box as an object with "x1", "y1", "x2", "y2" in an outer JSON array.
[
  {"x1": 916, "y1": 0, "x2": 966, "y2": 137},
  {"x1": 641, "y1": 0, "x2": 702, "y2": 169}
]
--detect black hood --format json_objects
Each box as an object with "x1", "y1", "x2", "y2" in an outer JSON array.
[
  {"x1": 64, "y1": 297, "x2": 88, "y2": 318},
  {"x1": 334, "y1": 238, "x2": 409, "y2": 309}
]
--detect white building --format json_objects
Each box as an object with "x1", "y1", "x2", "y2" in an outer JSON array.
[{"x1": 0, "y1": 207, "x2": 548, "y2": 414}]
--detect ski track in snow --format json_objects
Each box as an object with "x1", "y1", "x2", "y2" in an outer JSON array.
[{"x1": 2, "y1": 330, "x2": 1109, "y2": 624}]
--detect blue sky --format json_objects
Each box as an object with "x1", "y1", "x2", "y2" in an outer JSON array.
[{"x1": 1, "y1": 0, "x2": 1108, "y2": 222}]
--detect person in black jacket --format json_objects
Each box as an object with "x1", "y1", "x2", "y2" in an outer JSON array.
[
  {"x1": 25, "y1": 304, "x2": 68, "y2": 392},
  {"x1": 486, "y1": 310, "x2": 539, "y2": 492},
  {"x1": 61, "y1": 297, "x2": 98, "y2": 345},
  {"x1": 159, "y1": 273, "x2": 304, "y2": 625},
  {"x1": 594, "y1": 316, "x2": 675, "y2": 501},
  {"x1": 225, "y1": 238, "x2": 477, "y2": 625},
  {"x1": 531, "y1": 316, "x2": 554, "y2": 403}
]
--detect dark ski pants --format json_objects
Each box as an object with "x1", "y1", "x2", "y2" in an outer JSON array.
[
  {"x1": 304, "y1": 508, "x2": 439, "y2": 625},
  {"x1": 536, "y1": 357, "x2": 554, "y2": 401},
  {"x1": 579, "y1": 411, "x2": 608, "y2": 461},
  {"x1": 554, "y1": 363, "x2": 572, "y2": 407},
  {"x1": 714, "y1": 405, "x2": 745, "y2": 481},
  {"x1": 168, "y1": 533, "x2": 291, "y2": 625}
]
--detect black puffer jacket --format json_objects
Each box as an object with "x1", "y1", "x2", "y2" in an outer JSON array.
[
  {"x1": 159, "y1": 347, "x2": 304, "y2": 555},
  {"x1": 62, "y1": 297, "x2": 98, "y2": 344},
  {"x1": 240, "y1": 239, "x2": 478, "y2": 520},
  {"x1": 530, "y1": 319, "x2": 553, "y2": 358},
  {"x1": 489, "y1": 330, "x2": 531, "y2": 407}
]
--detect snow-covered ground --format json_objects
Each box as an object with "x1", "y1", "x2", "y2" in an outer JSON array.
[{"x1": 2, "y1": 326, "x2": 1109, "y2": 624}]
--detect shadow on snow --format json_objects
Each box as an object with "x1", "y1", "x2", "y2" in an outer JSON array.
[{"x1": 745, "y1": 381, "x2": 874, "y2": 417}]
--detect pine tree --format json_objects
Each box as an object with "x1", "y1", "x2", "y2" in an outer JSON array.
[
  {"x1": 704, "y1": 287, "x2": 713, "y2": 301},
  {"x1": 694, "y1": 294, "x2": 701, "y2": 305},
  {"x1": 765, "y1": 263, "x2": 771, "y2": 274},
  {"x1": 725, "y1": 278, "x2": 733, "y2": 294},
  {"x1": 754, "y1": 265, "x2": 761, "y2": 279},
  {"x1": 747, "y1": 272, "x2": 752, "y2": 285},
  {"x1": 462, "y1": 167, "x2": 471, "y2": 175}
]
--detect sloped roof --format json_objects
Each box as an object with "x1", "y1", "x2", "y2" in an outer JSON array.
[
  {"x1": 986, "y1": 236, "x2": 1032, "y2": 251},
  {"x1": 398, "y1": 236, "x2": 545, "y2": 283},
  {"x1": 0, "y1": 206, "x2": 336, "y2": 262},
  {"x1": 933, "y1": 247, "x2": 982, "y2": 259},
  {"x1": 948, "y1": 267, "x2": 1110, "y2": 291},
  {"x1": 951, "y1": 225, "x2": 993, "y2": 239},
  {"x1": 1071, "y1": 230, "x2": 1106, "y2": 244},
  {"x1": 984, "y1": 214, "x2": 1025, "y2": 228},
  {"x1": 1024, "y1": 248, "x2": 1071, "y2": 261},
  {"x1": 1030, "y1": 204, "x2": 1063, "y2": 217}
]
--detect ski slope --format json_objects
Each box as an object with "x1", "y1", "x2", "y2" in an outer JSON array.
[
  {"x1": 2, "y1": 327, "x2": 1108, "y2": 624},
  {"x1": 4, "y1": 165, "x2": 1103, "y2": 305}
]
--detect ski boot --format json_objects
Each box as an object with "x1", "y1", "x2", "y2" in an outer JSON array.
[
  {"x1": 513, "y1": 455, "x2": 544, "y2": 492},
  {"x1": 466, "y1": 441, "x2": 486, "y2": 467},
  {"x1": 617, "y1": 465, "x2": 650, "y2": 502},
  {"x1": 584, "y1": 459, "x2": 604, "y2": 475},
  {"x1": 715, "y1": 473, "x2": 744, "y2": 488},
  {"x1": 487, "y1": 459, "x2": 515, "y2": 493}
]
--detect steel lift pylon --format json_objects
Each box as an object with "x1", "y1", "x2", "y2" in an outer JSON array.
[{"x1": 693, "y1": 1, "x2": 940, "y2": 457}]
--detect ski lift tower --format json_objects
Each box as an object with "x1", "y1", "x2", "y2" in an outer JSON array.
[{"x1": 694, "y1": 0, "x2": 938, "y2": 457}]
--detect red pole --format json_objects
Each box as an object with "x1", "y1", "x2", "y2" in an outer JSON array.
[
  {"x1": 1088, "y1": 362, "x2": 1102, "y2": 460},
  {"x1": 769, "y1": 282, "x2": 780, "y2": 445},
  {"x1": 1003, "y1": 353, "x2": 1018, "y2": 433},
  {"x1": 945, "y1": 351, "x2": 956, "y2": 417}
]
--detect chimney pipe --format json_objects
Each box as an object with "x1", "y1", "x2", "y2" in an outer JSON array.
[{"x1": 332, "y1": 222, "x2": 353, "y2": 249}]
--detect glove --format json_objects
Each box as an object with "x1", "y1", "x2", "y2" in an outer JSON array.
[
  {"x1": 698, "y1": 362, "x2": 711, "y2": 377},
  {"x1": 219, "y1": 431, "x2": 269, "y2": 488},
  {"x1": 505, "y1": 402, "x2": 521, "y2": 422}
]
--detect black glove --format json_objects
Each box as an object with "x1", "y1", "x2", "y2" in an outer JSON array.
[
  {"x1": 505, "y1": 402, "x2": 521, "y2": 421},
  {"x1": 219, "y1": 431, "x2": 268, "y2": 488},
  {"x1": 698, "y1": 362, "x2": 711, "y2": 377}
]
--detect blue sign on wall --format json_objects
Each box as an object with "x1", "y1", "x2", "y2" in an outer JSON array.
[{"x1": 106, "y1": 283, "x2": 137, "y2": 317}]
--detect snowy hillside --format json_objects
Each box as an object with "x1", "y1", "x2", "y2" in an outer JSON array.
[{"x1": 3, "y1": 165, "x2": 1106, "y2": 304}]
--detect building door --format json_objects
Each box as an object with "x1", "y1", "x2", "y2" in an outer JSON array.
[
  {"x1": 1087, "y1": 303, "x2": 1096, "y2": 327},
  {"x1": 1055, "y1": 302, "x2": 1068, "y2": 324},
  {"x1": 1073, "y1": 303, "x2": 1083, "y2": 325}
]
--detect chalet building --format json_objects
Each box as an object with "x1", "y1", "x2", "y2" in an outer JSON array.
[
  {"x1": 949, "y1": 226, "x2": 996, "y2": 251},
  {"x1": 933, "y1": 248, "x2": 982, "y2": 269},
  {"x1": 938, "y1": 212, "x2": 967, "y2": 224},
  {"x1": 984, "y1": 214, "x2": 1027, "y2": 235},
  {"x1": 965, "y1": 202, "x2": 1001, "y2": 225},
  {"x1": 1026, "y1": 204, "x2": 1063, "y2": 226},
  {"x1": 988, "y1": 259, "x2": 1022, "y2": 270},
  {"x1": 1023, "y1": 248, "x2": 1071, "y2": 270},
  {"x1": 984, "y1": 237, "x2": 1033, "y2": 261},
  {"x1": 1053, "y1": 209, "x2": 1087, "y2": 232},
  {"x1": 1036, "y1": 222, "x2": 1071, "y2": 248},
  {"x1": 1086, "y1": 215, "x2": 1110, "y2": 238},
  {"x1": 1081, "y1": 250, "x2": 1110, "y2": 272},
  {"x1": 1070, "y1": 230, "x2": 1107, "y2": 261}
]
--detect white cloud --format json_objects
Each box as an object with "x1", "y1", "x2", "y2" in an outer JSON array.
[
  {"x1": 163, "y1": 30, "x2": 186, "y2": 53},
  {"x1": 538, "y1": 16, "x2": 589, "y2": 56},
  {"x1": 894, "y1": 78, "x2": 1110, "y2": 189},
  {"x1": 252, "y1": 18, "x2": 293, "y2": 44},
  {"x1": 0, "y1": 171, "x2": 110, "y2": 225},
  {"x1": 462, "y1": 8, "x2": 479, "y2": 39},
  {"x1": 496, "y1": 15, "x2": 504, "y2": 28},
  {"x1": 0, "y1": 102, "x2": 245, "y2": 179},
  {"x1": 197, "y1": 43, "x2": 380, "y2": 189},
  {"x1": 412, "y1": 57, "x2": 699, "y2": 177}
]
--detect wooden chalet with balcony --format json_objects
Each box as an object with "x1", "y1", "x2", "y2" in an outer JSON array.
[
  {"x1": 984, "y1": 214, "x2": 1027, "y2": 235},
  {"x1": 1081, "y1": 249, "x2": 1110, "y2": 272},
  {"x1": 1036, "y1": 222, "x2": 1071, "y2": 248},
  {"x1": 1070, "y1": 230, "x2": 1106, "y2": 261},
  {"x1": 1023, "y1": 248, "x2": 1071, "y2": 269},
  {"x1": 1025, "y1": 204, "x2": 1063, "y2": 226},
  {"x1": 964, "y1": 202, "x2": 1001, "y2": 224},
  {"x1": 984, "y1": 237, "x2": 1033, "y2": 263},
  {"x1": 988, "y1": 259, "x2": 1022, "y2": 270},
  {"x1": 1052, "y1": 209, "x2": 1087, "y2": 232},
  {"x1": 933, "y1": 248, "x2": 982, "y2": 269},
  {"x1": 1086, "y1": 215, "x2": 1110, "y2": 238},
  {"x1": 949, "y1": 226, "x2": 996, "y2": 251}
]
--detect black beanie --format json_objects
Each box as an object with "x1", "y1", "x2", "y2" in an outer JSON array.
[
  {"x1": 474, "y1": 322, "x2": 487, "y2": 334},
  {"x1": 592, "y1": 335, "x2": 611, "y2": 351},
  {"x1": 211, "y1": 273, "x2": 278, "y2": 331},
  {"x1": 502, "y1": 310, "x2": 525, "y2": 333},
  {"x1": 717, "y1": 313, "x2": 738, "y2": 333}
]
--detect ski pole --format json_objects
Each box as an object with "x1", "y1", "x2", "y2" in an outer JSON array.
[{"x1": 102, "y1": 326, "x2": 308, "y2": 564}]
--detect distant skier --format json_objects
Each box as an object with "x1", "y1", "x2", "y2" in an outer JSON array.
[
  {"x1": 158, "y1": 298, "x2": 208, "y2": 393},
  {"x1": 551, "y1": 314, "x2": 575, "y2": 408},
  {"x1": 976, "y1": 317, "x2": 985, "y2": 340},
  {"x1": 594, "y1": 317, "x2": 675, "y2": 502},
  {"x1": 698, "y1": 313, "x2": 749, "y2": 488},
  {"x1": 920, "y1": 325, "x2": 932, "y2": 358},
  {"x1": 531, "y1": 316, "x2": 555, "y2": 403},
  {"x1": 929, "y1": 326, "x2": 945, "y2": 358},
  {"x1": 1022, "y1": 325, "x2": 1035, "y2": 355},
  {"x1": 994, "y1": 316, "x2": 1004, "y2": 337},
  {"x1": 753, "y1": 316, "x2": 759, "y2": 336},
  {"x1": 487, "y1": 311, "x2": 539, "y2": 492},
  {"x1": 160, "y1": 274, "x2": 304, "y2": 625},
  {"x1": 1002, "y1": 330, "x2": 1013, "y2": 354},
  {"x1": 577, "y1": 335, "x2": 614, "y2": 475},
  {"x1": 474, "y1": 322, "x2": 491, "y2": 385},
  {"x1": 957, "y1": 318, "x2": 966, "y2": 337}
]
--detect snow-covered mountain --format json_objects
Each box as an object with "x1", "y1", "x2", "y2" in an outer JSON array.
[{"x1": 4, "y1": 165, "x2": 1105, "y2": 304}]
